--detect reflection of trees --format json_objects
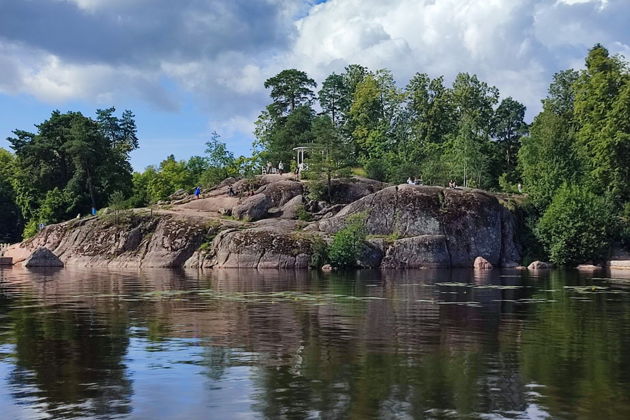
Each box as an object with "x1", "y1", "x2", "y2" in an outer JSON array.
[
  {"x1": 520, "y1": 270, "x2": 630, "y2": 419},
  {"x1": 2, "y1": 266, "x2": 629, "y2": 418},
  {"x1": 8, "y1": 299, "x2": 132, "y2": 418}
]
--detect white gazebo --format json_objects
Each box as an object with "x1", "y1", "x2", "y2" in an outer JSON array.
[{"x1": 293, "y1": 146, "x2": 311, "y2": 171}]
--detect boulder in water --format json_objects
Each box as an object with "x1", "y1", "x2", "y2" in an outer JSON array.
[
  {"x1": 474, "y1": 256, "x2": 493, "y2": 270},
  {"x1": 24, "y1": 247, "x2": 64, "y2": 268},
  {"x1": 528, "y1": 261, "x2": 552, "y2": 270}
]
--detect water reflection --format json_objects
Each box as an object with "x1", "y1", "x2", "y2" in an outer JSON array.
[{"x1": 0, "y1": 267, "x2": 629, "y2": 419}]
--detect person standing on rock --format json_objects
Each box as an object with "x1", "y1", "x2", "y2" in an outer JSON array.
[
  {"x1": 278, "y1": 161, "x2": 284, "y2": 175},
  {"x1": 194, "y1": 186, "x2": 201, "y2": 199}
]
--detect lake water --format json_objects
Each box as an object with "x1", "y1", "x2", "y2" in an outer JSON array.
[{"x1": 1, "y1": 267, "x2": 630, "y2": 419}]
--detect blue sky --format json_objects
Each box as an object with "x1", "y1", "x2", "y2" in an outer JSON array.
[{"x1": 1, "y1": 0, "x2": 628, "y2": 171}]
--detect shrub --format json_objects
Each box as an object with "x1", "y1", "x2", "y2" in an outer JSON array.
[
  {"x1": 296, "y1": 205, "x2": 313, "y2": 222},
  {"x1": 536, "y1": 184, "x2": 615, "y2": 265},
  {"x1": 364, "y1": 159, "x2": 387, "y2": 182},
  {"x1": 309, "y1": 236, "x2": 329, "y2": 268},
  {"x1": 306, "y1": 180, "x2": 328, "y2": 202},
  {"x1": 328, "y1": 213, "x2": 367, "y2": 268}
]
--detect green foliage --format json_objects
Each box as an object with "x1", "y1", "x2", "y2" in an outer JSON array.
[
  {"x1": 7, "y1": 109, "x2": 137, "y2": 234},
  {"x1": 364, "y1": 159, "x2": 387, "y2": 182},
  {"x1": 329, "y1": 213, "x2": 367, "y2": 268},
  {"x1": 536, "y1": 185, "x2": 615, "y2": 265},
  {"x1": 306, "y1": 179, "x2": 328, "y2": 202},
  {"x1": 309, "y1": 236, "x2": 329, "y2": 268},
  {"x1": 296, "y1": 205, "x2": 313, "y2": 222},
  {"x1": 0, "y1": 148, "x2": 21, "y2": 241},
  {"x1": 22, "y1": 220, "x2": 39, "y2": 239}
]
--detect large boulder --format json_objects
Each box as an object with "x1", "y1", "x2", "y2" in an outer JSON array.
[
  {"x1": 328, "y1": 177, "x2": 387, "y2": 204},
  {"x1": 232, "y1": 194, "x2": 272, "y2": 221},
  {"x1": 528, "y1": 261, "x2": 552, "y2": 270},
  {"x1": 280, "y1": 195, "x2": 304, "y2": 220},
  {"x1": 255, "y1": 180, "x2": 304, "y2": 207},
  {"x1": 316, "y1": 185, "x2": 521, "y2": 268},
  {"x1": 24, "y1": 247, "x2": 64, "y2": 268},
  {"x1": 474, "y1": 256, "x2": 493, "y2": 270}
]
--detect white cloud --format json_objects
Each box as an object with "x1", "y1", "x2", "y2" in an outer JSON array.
[{"x1": 1, "y1": 0, "x2": 629, "y2": 138}]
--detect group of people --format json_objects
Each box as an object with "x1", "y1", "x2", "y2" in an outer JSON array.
[
  {"x1": 448, "y1": 180, "x2": 458, "y2": 189},
  {"x1": 264, "y1": 161, "x2": 285, "y2": 175},
  {"x1": 406, "y1": 177, "x2": 423, "y2": 185}
]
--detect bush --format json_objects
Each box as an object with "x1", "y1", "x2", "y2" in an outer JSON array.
[
  {"x1": 309, "y1": 236, "x2": 329, "y2": 268},
  {"x1": 296, "y1": 205, "x2": 313, "y2": 222},
  {"x1": 364, "y1": 159, "x2": 387, "y2": 182},
  {"x1": 536, "y1": 184, "x2": 615, "y2": 265},
  {"x1": 306, "y1": 180, "x2": 328, "y2": 202},
  {"x1": 328, "y1": 213, "x2": 367, "y2": 268}
]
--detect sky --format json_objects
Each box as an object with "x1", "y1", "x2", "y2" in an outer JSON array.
[{"x1": 0, "y1": 0, "x2": 628, "y2": 170}]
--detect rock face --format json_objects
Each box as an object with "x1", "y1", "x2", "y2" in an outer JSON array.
[
  {"x1": 327, "y1": 177, "x2": 387, "y2": 204},
  {"x1": 232, "y1": 194, "x2": 272, "y2": 221},
  {"x1": 185, "y1": 228, "x2": 317, "y2": 269},
  {"x1": 315, "y1": 185, "x2": 520, "y2": 268},
  {"x1": 24, "y1": 247, "x2": 64, "y2": 268},
  {"x1": 5, "y1": 213, "x2": 208, "y2": 268}
]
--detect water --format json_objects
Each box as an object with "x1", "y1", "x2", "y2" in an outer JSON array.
[{"x1": 0, "y1": 267, "x2": 630, "y2": 419}]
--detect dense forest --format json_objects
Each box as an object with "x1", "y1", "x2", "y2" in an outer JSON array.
[{"x1": 1, "y1": 44, "x2": 628, "y2": 265}]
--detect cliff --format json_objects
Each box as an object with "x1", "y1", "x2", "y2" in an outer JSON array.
[{"x1": 4, "y1": 175, "x2": 521, "y2": 269}]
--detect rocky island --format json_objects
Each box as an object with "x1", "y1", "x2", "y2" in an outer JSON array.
[{"x1": 4, "y1": 174, "x2": 521, "y2": 270}]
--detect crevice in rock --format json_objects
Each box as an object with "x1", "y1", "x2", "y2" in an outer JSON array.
[{"x1": 256, "y1": 248, "x2": 267, "y2": 269}]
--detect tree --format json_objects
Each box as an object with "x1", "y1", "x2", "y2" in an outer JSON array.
[
  {"x1": 264, "y1": 69, "x2": 316, "y2": 117},
  {"x1": 319, "y1": 73, "x2": 350, "y2": 127},
  {"x1": 536, "y1": 184, "x2": 615, "y2": 265},
  {"x1": 8, "y1": 110, "x2": 134, "y2": 225},
  {"x1": 573, "y1": 44, "x2": 630, "y2": 204},
  {"x1": 518, "y1": 70, "x2": 582, "y2": 210},
  {"x1": 0, "y1": 148, "x2": 21, "y2": 242},
  {"x1": 491, "y1": 97, "x2": 528, "y2": 181},
  {"x1": 308, "y1": 115, "x2": 352, "y2": 202}
]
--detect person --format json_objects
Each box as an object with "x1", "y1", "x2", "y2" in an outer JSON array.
[
  {"x1": 228, "y1": 185, "x2": 236, "y2": 197},
  {"x1": 194, "y1": 186, "x2": 201, "y2": 199},
  {"x1": 407, "y1": 177, "x2": 413, "y2": 185},
  {"x1": 266, "y1": 161, "x2": 272, "y2": 174},
  {"x1": 278, "y1": 161, "x2": 284, "y2": 175},
  {"x1": 517, "y1": 183, "x2": 522, "y2": 193}
]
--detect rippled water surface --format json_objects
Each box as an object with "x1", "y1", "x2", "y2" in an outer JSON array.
[{"x1": 1, "y1": 267, "x2": 630, "y2": 419}]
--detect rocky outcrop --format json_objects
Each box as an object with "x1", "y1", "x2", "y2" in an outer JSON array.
[
  {"x1": 232, "y1": 194, "x2": 272, "y2": 221},
  {"x1": 5, "y1": 178, "x2": 523, "y2": 270},
  {"x1": 24, "y1": 247, "x2": 64, "y2": 268},
  {"x1": 5, "y1": 213, "x2": 209, "y2": 268},
  {"x1": 314, "y1": 185, "x2": 520, "y2": 268}
]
